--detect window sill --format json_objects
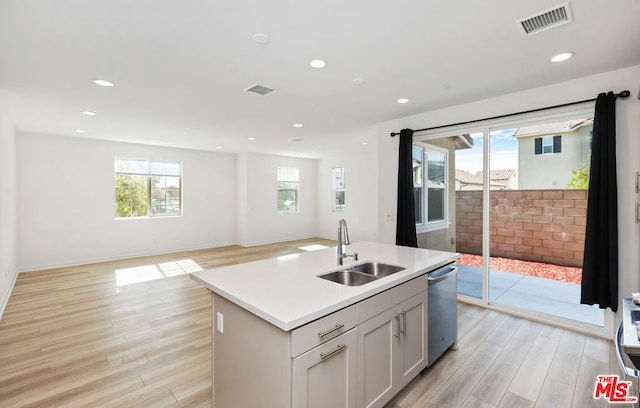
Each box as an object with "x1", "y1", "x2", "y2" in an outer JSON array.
[
  {"x1": 416, "y1": 221, "x2": 450, "y2": 234},
  {"x1": 115, "y1": 215, "x2": 183, "y2": 220}
]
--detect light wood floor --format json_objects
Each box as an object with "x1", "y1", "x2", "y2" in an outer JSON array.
[{"x1": 0, "y1": 239, "x2": 627, "y2": 407}]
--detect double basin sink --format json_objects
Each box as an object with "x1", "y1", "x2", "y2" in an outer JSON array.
[{"x1": 318, "y1": 262, "x2": 405, "y2": 286}]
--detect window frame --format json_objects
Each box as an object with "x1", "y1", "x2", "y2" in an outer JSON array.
[
  {"x1": 332, "y1": 167, "x2": 346, "y2": 211},
  {"x1": 114, "y1": 157, "x2": 183, "y2": 219},
  {"x1": 535, "y1": 135, "x2": 562, "y2": 155},
  {"x1": 414, "y1": 143, "x2": 450, "y2": 233},
  {"x1": 277, "y1": 166, "x2": 300, "y2": 213}
]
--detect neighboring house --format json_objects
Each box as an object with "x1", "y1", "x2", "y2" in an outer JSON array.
[
  {"x1": 455, "y1": 169, "x2": 515, "y2": 190},
  {"x1": 412, "y1": 134, "x2": 473, "y2": 252},
  {"x1": 514, "y1": 119, "x2": 593, "y2": 189},
  {"x1": 476, "y1": 169, "x2": 518, "y2": 190}
]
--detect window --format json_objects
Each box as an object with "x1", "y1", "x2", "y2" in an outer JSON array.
[
  {"x1": 277, "y1": 167, "x2": 299, "y2": 213},
  {"x1": 535, "y1": 135, "x2": 562, "y2": 154},
  {"x1": 427, "y1": 149, "x2": 446, "y2": 222},
  {"x1": 332, "y1": 167, "x2": 345, "y2": 211},
  {"x1": 115, "y1": 158, "x2": 182, "y2": 218},
  {"x1": 413, "y1": 144, "x2": 448, "y2": 229}
]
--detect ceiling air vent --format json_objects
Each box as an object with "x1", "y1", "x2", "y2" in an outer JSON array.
[
  {"x1": 245, "y1": 84, "x2": 276, "y2": 96},
  {"x1": 517, "y1": 2, "x2": 573, "y2": 36}
]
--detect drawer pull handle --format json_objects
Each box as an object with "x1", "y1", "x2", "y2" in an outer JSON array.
[
  {"x1": 400, "y1": 311, "x2": 406, "y2": 336},
  {"x1": 318, "y1": 323, "x2": 345, "y2": 338},
  {"x1": 320, "y1": 343, "x2": 347, "y2": 360}
]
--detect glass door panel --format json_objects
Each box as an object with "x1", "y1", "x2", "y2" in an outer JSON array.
[
  {"x1": 453, "y1": 131, "x2": 485, "y2": 299},
  {"x1": 487, "y1": 122, "x2": 603, "y2": 327}
]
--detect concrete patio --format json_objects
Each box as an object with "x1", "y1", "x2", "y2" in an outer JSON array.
[{"x1": 457, "y1": 263, "x2": 604, "y2": 326}]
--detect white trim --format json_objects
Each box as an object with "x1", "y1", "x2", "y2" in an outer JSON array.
[
  {"x1": 0, "y1": 269, "x2": 19, "y2": 320},
  {"x1": 416, "y1": 221, "x2": 450, "y2": 234}
]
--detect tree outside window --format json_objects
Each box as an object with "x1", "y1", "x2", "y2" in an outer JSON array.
[
  {"x1": 277, "y1": 166, "x2": 299, "y2": 213},
  {"x1": 115, "y1": 158, "x2": 182, "y2": 218}
]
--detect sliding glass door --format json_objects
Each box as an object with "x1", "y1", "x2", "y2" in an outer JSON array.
[{"x1": 415, "y1": 106, "x2": 609, "y2": 335}]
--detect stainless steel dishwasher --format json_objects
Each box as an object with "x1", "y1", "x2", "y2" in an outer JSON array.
[{"x1": 427, "y1": 263, "x2": 458, "y2": 366}]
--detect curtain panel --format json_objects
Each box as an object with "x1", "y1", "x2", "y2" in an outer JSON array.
[
  {"x1": 395, "y1": 128, "x2": 418, "y2": 248},
  {"x1": 581, "y1": 92, "x2": 618, "y2": 311}
]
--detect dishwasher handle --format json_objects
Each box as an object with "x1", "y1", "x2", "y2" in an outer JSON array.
[{"x1": 427, "y1": 265, "x2": 457, "y2": 285}]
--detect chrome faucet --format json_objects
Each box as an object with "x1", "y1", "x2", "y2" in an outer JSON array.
[{"x1": 337, "y1": 219, "x2": 358, "y2": 265}]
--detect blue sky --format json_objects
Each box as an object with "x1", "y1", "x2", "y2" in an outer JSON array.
[{"x1": 455, "y1": 129, "x2": 518, "y2": 173}]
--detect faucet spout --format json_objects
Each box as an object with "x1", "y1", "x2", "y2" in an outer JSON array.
[{"x1": 337, "y1": 219, "x2": 358, "y2": 265}]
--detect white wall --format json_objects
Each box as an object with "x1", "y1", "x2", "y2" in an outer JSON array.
[
  {"x1": 316, "y1": 150, "x2": 379, "y2": 242},
  {"x1": 0, "y1": 98, "x2": 17, "y2": 317},
  {"x1": 236, "y1": 153, "x2": 317, "y2": 246},
  {"x1": 17, "y1": 133, "x2": 237, "y2": 271},
  {"x1": 377, "y1": 64, "x2": 640, "y2": 314}
]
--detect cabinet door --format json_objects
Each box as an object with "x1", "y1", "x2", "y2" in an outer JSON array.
[
  {"x1": 356, "y1": 307, "x2": 400, "y2": 408},
  {"x1": 398, "y1": 292, "x2": 428, "y2": 387},
  {"x1": 292, "y1": 328, "x2": 357, "y2": 408}
]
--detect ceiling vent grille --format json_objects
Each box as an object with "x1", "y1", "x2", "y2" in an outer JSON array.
[
  {"x1": 245, "y1": 84, "x2": 276, "y2": 96},
  {"x1": 517, "y1": 2, "x2": 573, "y2": 36}
]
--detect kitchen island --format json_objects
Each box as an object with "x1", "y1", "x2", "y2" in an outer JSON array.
[{"x1": 191, "y1": 241, "x2": 458, "y2": 408}]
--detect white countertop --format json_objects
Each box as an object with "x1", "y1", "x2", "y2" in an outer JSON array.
[{"x1": 190, "y1": 241, "x2": 458, "y2": 331}]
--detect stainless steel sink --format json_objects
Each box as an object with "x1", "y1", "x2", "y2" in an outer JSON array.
[
  {"x1": 348, "y1": 262, "x2": 405, "y2": 278},
  {"x1": 318, "y1": 270, "x2": 379, "y2": 286},
  {"x1": 318, "y1": 262, "x2": 405, "y2": 286}
]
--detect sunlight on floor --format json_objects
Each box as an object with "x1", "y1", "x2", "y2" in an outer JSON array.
[
  {"x1": 298, "y1": 244, "x2": 329, "y2": 251},
  {"x1": 115, "y1": 259, "x2": 204, "y2": 287}
]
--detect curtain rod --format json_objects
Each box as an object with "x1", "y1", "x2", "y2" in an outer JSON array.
[{"x1": 390, "y1": 90, "x2": 631, "y2": 137}]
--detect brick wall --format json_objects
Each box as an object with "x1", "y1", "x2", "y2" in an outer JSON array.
[{"x1": 456, "y1": 190, "x2": 587, "y2": 267}]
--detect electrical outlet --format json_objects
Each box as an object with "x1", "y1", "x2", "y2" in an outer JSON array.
[{"x1": 217, "y1": 312, "x2": 224, "y2": 334}]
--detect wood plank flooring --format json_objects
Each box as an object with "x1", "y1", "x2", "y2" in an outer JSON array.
[{"x1": 0, "y1": 239, "x2": 628, "y2": 407}]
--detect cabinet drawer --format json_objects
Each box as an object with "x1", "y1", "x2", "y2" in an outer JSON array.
[
  {"x1": 291, "y1": 304, "x2": 357, "y2": 357},
  {"x1": 356, "y1": 275, "x2": 427, "y2": 324}
]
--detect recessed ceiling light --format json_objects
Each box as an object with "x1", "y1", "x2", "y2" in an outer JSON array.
[
  {"x1": 75, "y1": 129, "x2": 86, "y2": 133},
  {"x1": 82, "y1": 110, "x2": 96, "y2": 116},
  {"x1": 288, "y1": 138, "x2": 304, "y2": 142},
  {"x1": 310, "y1": 59, "x2": 327, "y2": 68},
  {"x1": 353, "y1": 77, "x2": 365, "y2": 85},
  {"x1": 397, "y1": 98, "x2": 409, "y2": 104},
  {"x1": 248, "y1": 137, "x2": 256, "y2": 141},
  {"x1": 216, "y1": 146, "x2": 223, "y2": 150},
  {"x1": 551, "y1": 52, "x2": 574, "y2": 62},
  {"x1": 252, "y1": 33, "x2": 270, "y2": 44},
  {"x1": 93, "y1": 79, "x2": 114, "y2": 87},
  {"x1": 361, "y1": 142, "x2": 369, "y2": 145},
  {"x1": 293, "y1": 123, "x2": 303, "y2": 128}
]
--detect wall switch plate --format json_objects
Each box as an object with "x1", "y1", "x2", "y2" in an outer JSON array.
[{"x1": 216, "y1": 312, "x2": 224, "y2": 333}]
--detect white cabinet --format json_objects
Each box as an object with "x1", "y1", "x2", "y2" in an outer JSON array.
[
  {"x1": 292, "y1": 328, "x2": 358, "y2": 408},
  {"x1": 356, "y1": 291, "x2": 427, "y2": 408},
  {"x1": 210, "y1": 275, "x2": 429, "y2": 408}
]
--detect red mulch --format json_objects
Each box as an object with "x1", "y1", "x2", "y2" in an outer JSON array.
[{"x1": 458, "y1": 253, "x2": 582, "y2": 284}]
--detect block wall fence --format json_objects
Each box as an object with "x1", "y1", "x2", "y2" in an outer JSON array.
[{"x1": 455, "y1": 189, "x2": 587, "y2": 267}]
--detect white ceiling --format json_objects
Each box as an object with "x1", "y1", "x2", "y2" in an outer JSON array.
[{"x1": 1, "y1": 0, "x2": 639, "y2": 158}]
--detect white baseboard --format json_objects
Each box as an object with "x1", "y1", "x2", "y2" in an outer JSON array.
[
  {"x1": 17, "y1": 240, "x2": 237, "y2": 273},
  {"x1": 0, "y1": 269, "x2": 19, "y2": 321}
]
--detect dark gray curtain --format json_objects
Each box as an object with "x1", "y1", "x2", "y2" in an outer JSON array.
[
  {"x1": 395, "y1": 128, "x2": 418, "y2": 247},
  {"x1": 581, "y1": 92, "x2": 618, "y2": 311}
]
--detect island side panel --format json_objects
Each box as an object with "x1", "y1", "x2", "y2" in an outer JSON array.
[{"x1": 212, "y1": 293, "x2": 292, "y2": 408}]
